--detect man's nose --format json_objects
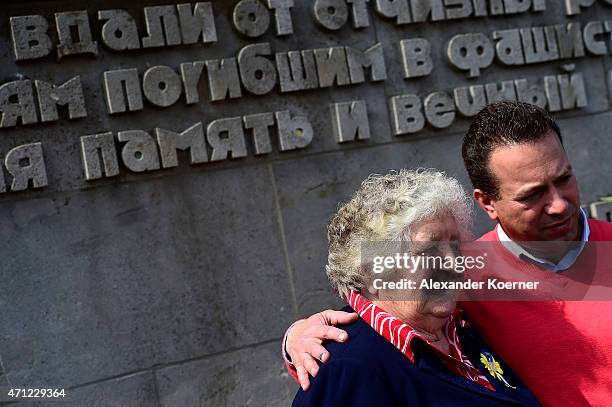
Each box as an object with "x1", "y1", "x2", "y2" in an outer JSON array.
[{"x1": 546, "y1": 188, "x2": 569, "y2": 215}]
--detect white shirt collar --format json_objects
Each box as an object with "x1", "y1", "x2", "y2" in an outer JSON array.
[{"x1": 496, "y1": 209, "x2": 590, "y2": 272}]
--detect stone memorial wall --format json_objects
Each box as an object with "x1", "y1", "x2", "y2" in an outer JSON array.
[{"x1": 0, "y1": 0, "x2": 611, "y2": 405}]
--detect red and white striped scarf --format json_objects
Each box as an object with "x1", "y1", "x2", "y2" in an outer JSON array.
[{"x1": 347, "y1": 291, "x2": 494, "y2": 390}]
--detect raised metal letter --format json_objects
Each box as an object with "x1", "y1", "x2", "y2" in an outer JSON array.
[
  {"x1": 118, "y1": 130, "x2": 161, "y2": 172},
  {"x1": 275, "y1": 50, "x2": 319, "y2": 92},
  {"x1": 520, "y1": 26, "x2": 559, "y2": 64},
  {"x1": 375, "y1": 0, "x2": 411, "y2": 24},
  {"x1": 485, "y1": 80, "x2": 517, "y2": 103},
  {"x1": 55, "y1": 10, "x2": 98, "y2": 59},
  {"x1": 444, "y1": 0, "x2": 473, "y2": 19},
  {"x1": 390, "y1": 94, "x2": 424, "y2": 135},
  {"x1": 5, "y1": 143, "x2": 47, "y2": 191},
  {"x1": 314, "y1": 47, "x2": 351, "y2": 87},
  {"x1": 233, "y1": 0, "x2": 270, "y2": 38},
  {"x1": 331, "y1": 100, "x2": 370, "y2": 143},
  {"x1": 555, "y1": 23, "x2": 585, "y2": 59},
  {"x1": 156, "y1": 122, "x2": 208, "y2": 168},
  {"x1": 177, "y1": 2, "x2": 217, "y2": 44},
  {"x1": 98, "y1": 10, "x2": 141, "y2": 51},
  {"x1": 544, "y1": 75, "x2": 562, "y2": 112},
  {"x1": 494, "y1": 29, "x2": 525, "y2": 65},
  {"x1": 205, "y1": 58, "x2": 243, "y2": 101},
  {"x1": 275, "y1": 111, "x2": 314, "y2": 151},
  {"x1": 347, "y1": 0, "x2": 371, "y2": 28},
  {"x1": 238, "y1": 43, "x2": 277, "y2": 95},
  {"x1": 35, "y1": 76, "x2": 87, "y2": 122},
  {"x1": 583, "y1": 21, "x2": 607, "y2": 55},
  {"x1": 424, "y1": 91, "x2": 455, "y2": 128},
  {"x1": 142, "y1": 5, "x2": 181, "y2": 48},
  {"x1": 558, "y1": 72, "x2": 587, "y2": 110},
  {"x1": 565, "y1": 0, "x2": 595, "y2": 16},
  {"x1": 503, "y1": 0, "x2": 531, "y2": 14},
  {"x1": 453, "y1": 85, "x2": 486, "y2": 117},
  {"x1": 143, "y1": 66, "x2": 183, "y2": 107},
  {"x1": 514, "y1": 78, "x2": 547, "y2": 108},
  {"x1": 180, "y1": 61, "x2": 206, "y2": 104},
  {"x1": 314, "y1": 0, "x2": 349, "y2": 30},
  {"x1": 10, "y1": 15, "x2": 52, "y2": 61},
  {"x1": 268, "y1": 0, "x2": 294, "y2": 35},
  {"x1": 400, "y1": 38, "x2": 433, "y2": 78},
  {"x1": 80, "y1": 132, "x2": 120, "y2": 180},
  {"x1": 243, "y1": 112, "x2": 274, "y2": 154},
  {"x1": 206, "y1": 117, "x2": 248, "y2": 161},
  {"x1": 345, "y1": 43, "x2": 387, "y2": 83},
  {"x1": 411, "y1": 0, "x2": 446, "y2": 22},
  {"x1": 103, "y1": 68, "x2": 144, "y2": 114},
  {"x1": 447, "y1": 33, "x2": 494, "y2": 77},
  {"x1": 0, "y1": 80, "x2": 37, "y2": 128}
]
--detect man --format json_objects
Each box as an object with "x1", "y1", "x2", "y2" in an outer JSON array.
[{"x1": 283, "y1": 102, "x2": 612, "y2": 406}]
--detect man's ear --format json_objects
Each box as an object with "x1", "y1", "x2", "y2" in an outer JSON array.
[{"x1": 473, "y1": 189, "x2": 499, "y2": 221}]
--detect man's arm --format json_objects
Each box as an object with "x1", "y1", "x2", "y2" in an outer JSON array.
[{"x1": 283, "y1": 310, "x2": 358, "y2": 390}]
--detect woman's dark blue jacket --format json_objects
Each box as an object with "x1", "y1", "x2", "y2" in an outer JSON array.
[{"x1": 293, "y1": 306, "x2": 541, "y2": 406}]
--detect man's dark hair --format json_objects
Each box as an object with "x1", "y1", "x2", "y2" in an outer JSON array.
[{"x1": 462, "y1": 101, "x2": 562, "y2": 199}]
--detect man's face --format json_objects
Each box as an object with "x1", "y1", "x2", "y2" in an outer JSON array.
[{"x1": 477, "y1": 131, "x2": 581, "y2": 242}]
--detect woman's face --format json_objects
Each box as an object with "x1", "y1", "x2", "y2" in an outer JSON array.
[
  {"x1": 410, "y1": 214, "x2": 462, "y2": 318},
  {"x1": 375, "y1": 214, "x2": 462, "y2": 323}
]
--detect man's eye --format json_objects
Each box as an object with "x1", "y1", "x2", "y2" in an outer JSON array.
[{"x1": 518, "y1": 191, "x2": 541, "y2": 202}]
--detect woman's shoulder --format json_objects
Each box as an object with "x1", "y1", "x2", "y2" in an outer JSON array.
[
  {"x1": 292, "y1": 319, "x2": 401, "y2": 407},
  {"x1": 319, "y1": 308, "x2": 418, "y2": 384},
  {"x1": 322, "y1": 306, "x2": 400, "y2": 364},
  {"x1": 292, "y1": 358, "x2": 398, "y2": 406},
  {"x1": 293, "y1": 306, "x2": 450, "y2": 406}
]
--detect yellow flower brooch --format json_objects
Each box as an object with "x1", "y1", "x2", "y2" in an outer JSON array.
[{"x1": 480, "y1": 351, "x2": 516, "y2": 389}]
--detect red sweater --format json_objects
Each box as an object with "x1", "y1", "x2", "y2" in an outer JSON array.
[{"x1": 460, "y1": 219, "x2": 612, "y2": 407}]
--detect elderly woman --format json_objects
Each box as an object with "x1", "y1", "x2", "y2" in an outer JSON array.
[{"x1": 292, "y1": 169, "x2": 540, "y2": 406}]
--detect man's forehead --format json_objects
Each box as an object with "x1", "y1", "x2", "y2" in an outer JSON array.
[{"x1": 488, "y1": 133, "x2": 570, "y2": 189}]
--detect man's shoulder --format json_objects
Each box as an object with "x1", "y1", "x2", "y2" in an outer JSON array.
[
  {"x1": 477, "y1": 227, "x2": 498, "y2": 242},
  {"x1": 588, "y1": 218, "x2": 612, "y2": 240}
]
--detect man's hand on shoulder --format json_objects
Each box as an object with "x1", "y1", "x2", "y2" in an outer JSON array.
[{"x1": 285, "y1": 309, "x2": 358, "y2": 390}]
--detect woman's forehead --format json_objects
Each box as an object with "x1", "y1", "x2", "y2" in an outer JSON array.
[{"x1": 410, "y1": 215, "x2": 460, "y2": 241}]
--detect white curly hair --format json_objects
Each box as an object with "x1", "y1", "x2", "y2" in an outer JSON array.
[{"x1": 325, "y1": 169, "x2": 472, "y2": 300}]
